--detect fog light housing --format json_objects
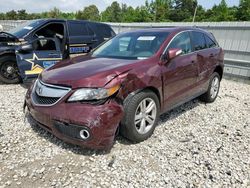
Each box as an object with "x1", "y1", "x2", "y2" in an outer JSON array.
[
  {"x1": 79, "y1": 129, "x2": 90, "y2": 140},
  {"x1": 54, "y1": 121, "x2": 91, "y2": 141}
]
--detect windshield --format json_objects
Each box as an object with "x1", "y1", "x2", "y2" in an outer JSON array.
[
  {"x1": 92, "y1": 31, "x2": 169, "y2": 60},
  {"x1": 8, "y1": 20, "x2": 44, "y2": 38}
]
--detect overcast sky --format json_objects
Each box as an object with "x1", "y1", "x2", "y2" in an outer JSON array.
[{"x1": 0, "y1": 0, "x2": 239, "y2": 13}]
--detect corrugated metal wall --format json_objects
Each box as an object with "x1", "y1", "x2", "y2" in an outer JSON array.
[
  {"x1": 1, "y1": 20, "x2": 250, "y2": 80},
  {"x1": 0, "y1": 20, "x2": 26, "y2": 31}
]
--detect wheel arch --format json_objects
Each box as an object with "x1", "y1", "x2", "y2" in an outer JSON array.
[
  {"x1": 123, "y1": 86, "x2": 162, "y2": 109},
  {"x1": 0, "y1": 52, "x2": 17, "y2": 60},
  {"x1": 143, "y1": 86, "x2": 161, "y2": 106},
  {"x1": 213, "y1": 65, "x2": 223, "y2": 80}
]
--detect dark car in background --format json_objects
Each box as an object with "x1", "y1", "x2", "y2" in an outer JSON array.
[
  {"x1": 25, "y1": 27, "x2": 224, "y2": 150},
  {"x1": 0, "y1": 19, "x2": 115, "y2": 84}
]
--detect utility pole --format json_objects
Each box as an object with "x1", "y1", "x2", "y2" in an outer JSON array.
[{"x1": 192, "y1": 5, "x2": 198, "y2": 23}]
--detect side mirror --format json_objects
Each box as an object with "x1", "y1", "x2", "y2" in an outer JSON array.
[
  {"x1": 167, "y1": 48, "x2": 183, "y2": 60},
  {"x1": 18, "y1": 44, "x2": 33, "y2": 53}
]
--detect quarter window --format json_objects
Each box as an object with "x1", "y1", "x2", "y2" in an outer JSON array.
[
  {"x1": 168, "y1": 32, "x2": 192, "y2": 54},
  {"x1": 96, "y1": 24, "x2": 115, "y2": 38},
  {"x1": 191, "y1": 31, "x2": 206, "y2": 51},
  {"x1": 205, "y1": 35, "x2": 217, "y2": 48}
]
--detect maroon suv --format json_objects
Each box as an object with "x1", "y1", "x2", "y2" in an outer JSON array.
[{"x1": 25, "y1": 27, "x2": 224, "y2": 149}]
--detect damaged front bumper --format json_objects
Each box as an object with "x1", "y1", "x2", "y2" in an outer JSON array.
[{"x1": 24, "y1": 91, "x2": 124, "y2": 150}]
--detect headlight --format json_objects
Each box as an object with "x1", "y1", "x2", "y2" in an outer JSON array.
[{"x1": 68, "y1": 85, "x2": 120, "y2": 102}]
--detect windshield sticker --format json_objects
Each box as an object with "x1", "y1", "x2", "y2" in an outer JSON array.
[
  {"x1": 23, "y1": 26, "x2": 33, "y2": 30},
  {"x1": 137, "y1": 36, "x2": 156, "y2": 41}
]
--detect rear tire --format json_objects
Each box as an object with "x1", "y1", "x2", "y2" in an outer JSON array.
[
  {"x1": 120, "y1": 90, "x2": 160, "y2": 142},
  {"x1": 200, "y1": 72, "x2": 220, "y2": 103},
  {"x1": 0, "y1": 55, "x2": 21, "y2": 84}
]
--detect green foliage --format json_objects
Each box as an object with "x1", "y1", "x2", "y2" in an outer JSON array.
[
  {"x1": 169, "y1": 0, "x2": 197, "y2": 22},
  {"x1": 205, "y1": 0, "x2": 236, "y2": 21},
  {"x1": 237, "y1": 0, "x2": 250, "y2": 21},
  {"x1": 102, "y1": 1, "x2": 122, "y2": 22},
  {"x1": 76, "y1": 5, "x2": 100, "y2": 21},
  {"x1": 0, "y1": 0, "x2": 248, "y2": 22},
  {"x1": 148, "y1": 0, "x2": 172, "y2": 22},
  {"x1": 47, "y1": 7, "x2": 62, "y2": 18}
]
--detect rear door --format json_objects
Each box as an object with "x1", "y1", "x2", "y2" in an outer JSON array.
[
  {"x1": 190, "y1": 31, "x2": 215, "y2": 91},
  {"x1": 16, "y1": 37, "x2": 62, "y2": 80},
  {"x1": 204, "y1": 33, "x2": 220, "y2": 70},
  {"x1": 67, "y1": 21, "x2": 97, "y2": 55}
]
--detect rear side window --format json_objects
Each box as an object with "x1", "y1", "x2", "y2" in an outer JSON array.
[
  {"x1": 168, "y1": 32, "x2": 192, "y2": 54},
  {"x1": 191, "y1": 31, "x2": 206, "y2": 51},
  {"x1": 68, "y1": 22, "x2": 93, "y2": 36},
  {"x1": 205, "y1": 35, "x2": 217, "y2": 48},
  {"x1": 96, "y1": 24, "x2": 115, "y2": 38}
]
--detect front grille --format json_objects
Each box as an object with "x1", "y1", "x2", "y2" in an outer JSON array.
[
  {"x1": 31, "y1": 80, "x2": 71, "y2": 106},
  {"x1": 54, "y1": 121, "x2": 91, "y2": 140},
  {"x1": 32, "y1": 92, "x2": 60, "y2": 105}
]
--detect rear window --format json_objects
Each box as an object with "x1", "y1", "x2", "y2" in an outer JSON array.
[
  {"x1": 95, "y1": 24, "x2": 115, "y2": 38},
  {"x1": 68, "y1": 22, "x2": 93, "y2": 36},
  {"x1": 191, "y1": 31, "x2": 206, "y2": 51}
]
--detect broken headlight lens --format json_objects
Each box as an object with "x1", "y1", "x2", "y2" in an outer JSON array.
[{"x1": 68, "y1": 85, "x2": 120, "y2": 102}]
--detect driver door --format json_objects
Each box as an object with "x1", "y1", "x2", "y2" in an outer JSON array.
[
  {"x1": 16, "y1": 37, "x2": 62, "y2": 80},
  {"x1": 162, "y1": 31, "x2": 198, "y2": 110}
]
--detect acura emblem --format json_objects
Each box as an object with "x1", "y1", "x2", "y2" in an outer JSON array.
[{"x1": 37, "y1": 86, "x2": 43, "y2": 95}]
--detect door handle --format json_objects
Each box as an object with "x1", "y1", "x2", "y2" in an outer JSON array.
[
  {"x1": 209, "y1": 53, "x2": 214, "y2": 58},
  {"x1": 91, "y1": 39, "x2": 98, "y2": 42}
]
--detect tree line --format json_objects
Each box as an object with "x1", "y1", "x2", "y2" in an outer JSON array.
[{"x1": 0, "y1": 0, "x2": 249, "y2": 22}]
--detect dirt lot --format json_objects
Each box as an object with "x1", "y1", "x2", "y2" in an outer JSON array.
[{"x1": 0, "y1": 79, "x2": 249, "y2": 188}]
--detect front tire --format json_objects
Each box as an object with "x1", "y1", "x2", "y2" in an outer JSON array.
[
  {"x1": 0, "y1": 56, "x2": 21, "y2": 84},
  {"x1": 200, "y1": 72, "x2": 220, "y2": 103},
  {"x1": 120, "y1": 90, "x2": 160, "y2": 142}
]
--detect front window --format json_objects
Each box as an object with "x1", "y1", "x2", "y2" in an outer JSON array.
[
  {"x1": 8, "y1": 20, "x2": 44, "y2": 38},
  {"x1": 32, "y1": 38, "x2": 57, "y2": 51},
  {"x1": 167, "y1": 32, "x2": 192, "y2": 54},
  {"x1": 92, "y1": 32, "x2": 169, "y2": 60}
]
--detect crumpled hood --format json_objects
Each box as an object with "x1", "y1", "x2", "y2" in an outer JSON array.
[
  {"x1": 0, "y1": 32, "x2": 18, "y2": 43},
  {"x1": 40, "y1": 56, "x2": 139, "y2": 89},
  {"x1": 0, "y1": 32, "x2": 20, "y2": 53}
]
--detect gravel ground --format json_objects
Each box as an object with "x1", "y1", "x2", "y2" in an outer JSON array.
[{"x1": 0, "y1": 79, "x2": 249, "y2": 188}]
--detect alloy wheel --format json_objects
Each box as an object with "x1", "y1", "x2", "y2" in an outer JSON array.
[
  {"x1": 210, "y1": 76, "x2": 219, "y2": 99},
  {"x1": 134, "y1": 98, "x2": 157, "y2": 135}
]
